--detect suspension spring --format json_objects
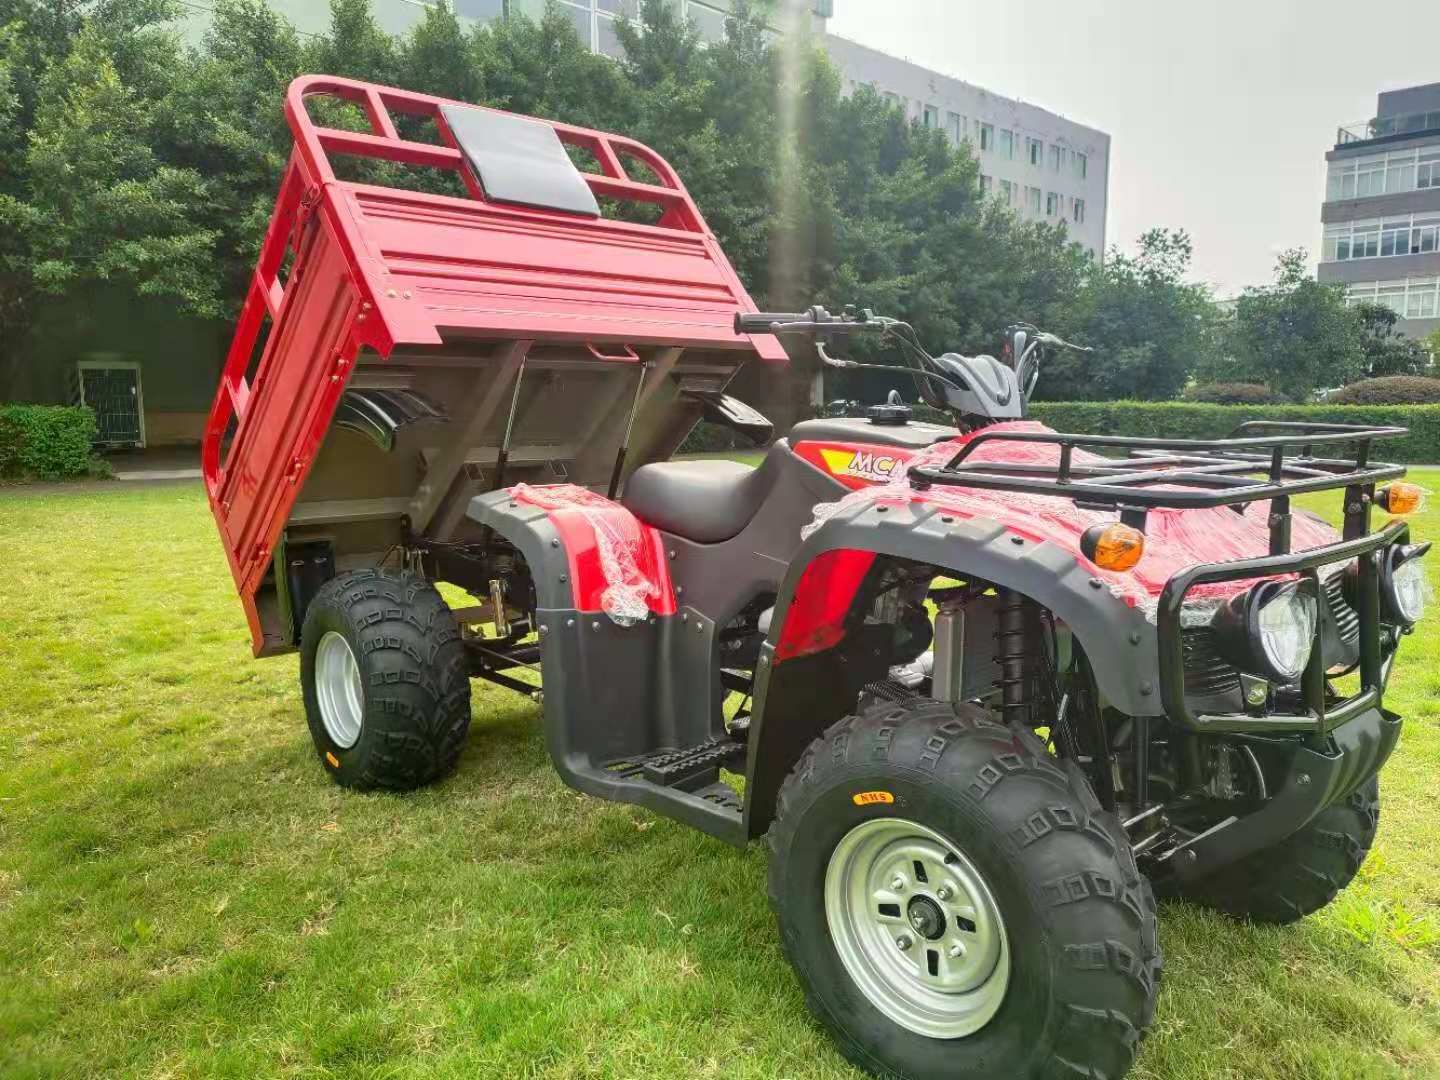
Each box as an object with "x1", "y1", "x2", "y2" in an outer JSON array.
[{"x1": 994, "y1": 588, "x2": 1030, "y2": 726}]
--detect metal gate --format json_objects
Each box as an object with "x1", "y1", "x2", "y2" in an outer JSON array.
[{"x1": 75, "y1": 362, "x2": 145, "y2": 447}]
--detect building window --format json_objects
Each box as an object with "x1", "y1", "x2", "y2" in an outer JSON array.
[
  {"x1": 1049, "y1": 144, "x2": 1063, "y2": 172},
  {"x1": 1025, "y1": 185, "x2": 1041, "y2": 213},
  {"x1": 1073, "y1": 197, "x2": 1086, "y2": 224},
  {"x1": 979, "y1": 173, "x2": 992, "y2": 193},
  {"x1": 1074, "y1": 151, "x2": 1087, "y2": 179},
  {"x1": 1412, "y1": 286, "x2": 1438, "y2": 319},
  {"x1": 560, "y1": 0, "x2": 637, "y2": 55},
  {"x1": 1327, "y1": 146, "x2": 1440, "y2": 201},
  {"x1": 1417, "y1": 218, "x2": 1440, "y2": 253},
  {"x1": 978, "y1": 122, "x2": 994, "y2": 151},
  {"x1": 1381, "y1": 219, "x2": 1410, "y2": 257},
  {"x1": 998, "y1": 178, "x2": 1014, "y2": 205},
  {"x1": 683, "y1": 0, "x2": 728, "y2": 43},
  {"x1": 1046, "y1": 191, "x2": 1061, "y2": 217},
  {"x1": 1419, "y1": 149, "x2": 1440, "y2": 189},
  {"x1": 998, "y1": 129, "x2": 1014, "y2": 159},
  {"x1": 946, "y1": 111, "x2": 966, "y2": 144},
  {"x1": 1026, "y1": 137, "x2": 1043, "y2": 167},
  {"x1": 1324, "y1": 214, "x2": 1440, "y2": 262},
  {"x1": 452, "y1": 0, "x2": 504, "y2": 18},
  {"x1": 922, "y1": 104, "x2": 940, "y2": 129},
  {"x1": 1348, "y1": 277, "x2": 1440, "y2": 320}
]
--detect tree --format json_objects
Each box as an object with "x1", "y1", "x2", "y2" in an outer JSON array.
[
  {"x1": 1035, "y1": 228, "x2": 1219, "y2": 401},
  {"x1": 1353, "y1": 302, "x2": 1430, "y2": 378},
  {"x1": 1425, "y1": 328, "x2": 1440, "y2": 366},
  {"x1": 1207, "y1": 250, "x2": 1363, "y2": 401},
  {"x1": 0, "y1": 0, "x2": 1186, "y2": 419}
]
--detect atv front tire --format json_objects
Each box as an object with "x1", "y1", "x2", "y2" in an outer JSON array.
[
  {"x1": 1177, "y1": 776, "x2": 1379, "y2": 925},
  {"x1": 300, "y1": 569, "x2": 472, "y2": 790},
  {"x1": 767, "y1": 699, "x2": 1160, "y2": 1080}
]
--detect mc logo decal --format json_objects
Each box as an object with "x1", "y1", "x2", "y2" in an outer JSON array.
[{"x1": 818, "y1": 448, "x2": 901, "y2": 483}]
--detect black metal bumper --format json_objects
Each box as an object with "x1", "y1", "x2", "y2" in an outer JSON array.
[
  {"x1": 1157, "y1": 519, "x2": 1410, "y2": 734},
  {"x1": 1167, "y1": 703, "x2": 1401, "y2": 881}
]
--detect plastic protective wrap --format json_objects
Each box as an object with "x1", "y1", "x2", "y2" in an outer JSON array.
[
  {"x1": 803, "y1": 421, "x2": 1347, "y2": 618},
  {"x1": 509, "y1": 483, "x2": 662, "y2": 626}
]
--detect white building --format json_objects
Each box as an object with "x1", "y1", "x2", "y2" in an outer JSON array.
[
  {"x1": 820, "y1": 33, "x2": 1109, "y2": 257},
  {"x1": 188, "y1": 1, "x2": 1110, "y2": 255}
]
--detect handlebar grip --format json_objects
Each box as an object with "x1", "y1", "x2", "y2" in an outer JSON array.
[{"x1": 735, "y1": 311, "x2": 806, "y2": 335}]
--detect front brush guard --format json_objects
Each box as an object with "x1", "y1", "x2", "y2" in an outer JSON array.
[{"x1": 1164, "y1": 705, "x2": 1401, "y2": 881}]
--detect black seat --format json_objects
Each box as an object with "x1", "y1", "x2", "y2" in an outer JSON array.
[{"x1": 623, "y1": 453, "x2": 782, "y2": 543}]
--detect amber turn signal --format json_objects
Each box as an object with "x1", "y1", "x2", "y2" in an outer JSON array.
[
  {"x1": 1377, "y1": 482, "x2": 1423, "y2": 516},
  {"x1": 1080, "y1": 522, "x2": 1145, "y2": 572}
]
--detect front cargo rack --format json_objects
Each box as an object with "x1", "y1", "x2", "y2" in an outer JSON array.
[
  {"x1": 908, "y1": 420, "x2": 1408, "y2": 555},
  {"x1": 906, "y1": 419, "x2": 1416, "y2": 738}
]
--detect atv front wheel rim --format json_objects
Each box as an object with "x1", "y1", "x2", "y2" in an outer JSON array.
[
  {"x1": 824, "y1": 817, "x2": 1010, "y2": 1039},
  {"x1": 316, "y1": 631, "x2": 364, "y2": 749}
]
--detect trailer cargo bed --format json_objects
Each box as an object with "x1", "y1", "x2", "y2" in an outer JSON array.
[{"x1": 204, "y1": 76, "x2": 784, "y2": 655}]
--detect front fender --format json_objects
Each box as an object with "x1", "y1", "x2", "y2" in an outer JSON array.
[{"x1": 742, "y1": 497, "x2": 1161, "y2": 839}]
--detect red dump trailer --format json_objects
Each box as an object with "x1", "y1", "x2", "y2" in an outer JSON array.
[{"x1": 205, "y1": 74, "x2": 784, "y2": 655}]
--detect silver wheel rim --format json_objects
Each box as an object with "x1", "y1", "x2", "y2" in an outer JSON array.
[
  {"x1": 316, "y1": 631, "x2": 364, "y2": 749},
  {"x1": 824, "y1": 817, "x2": 1010, "y2": 1039}
]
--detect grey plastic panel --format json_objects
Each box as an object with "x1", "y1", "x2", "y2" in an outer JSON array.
[
  {"x1": 466, "y1": 490, "x2": 744, "y2": 844},
  {"x1": 741, "y1": 497, "x2": 1165, "y2": 838},
  {"x1": 789, "y1": 416, "x2": 958, "y2": 449},
  {"x1": 441, "y1": 104, "x2": 601, "y2": 217}
]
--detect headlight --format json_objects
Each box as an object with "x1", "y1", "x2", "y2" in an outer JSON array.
[
  {"x1": 1254, "y1": 584, "x2": 1318, "y2": 680},
  {"x1": 1212, "y1": 579, "x2": 1318, "y2": 683},
  {"x1": 1382, "y1": 543, "x2": 1430, "y2": 625}
]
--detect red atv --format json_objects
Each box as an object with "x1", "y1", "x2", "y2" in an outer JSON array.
[{"x1": 206, "y1": 77, "x2": 1428, "y2": 1080}]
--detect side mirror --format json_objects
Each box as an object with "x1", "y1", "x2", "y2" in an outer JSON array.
[{"x1": 1010, "y1": 329, "x2": 1029, "y2": 370}]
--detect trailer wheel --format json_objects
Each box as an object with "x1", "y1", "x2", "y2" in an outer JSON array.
[
  {"x1": 767, "y1": 699, "x2": 1159, "y2": 1080},
  {"x1": 1177, "y1": 776, "x2": 1379, "y2": 925},
  {"x1": 300, "y1": 569, "x2": 471, "y2": 790}
]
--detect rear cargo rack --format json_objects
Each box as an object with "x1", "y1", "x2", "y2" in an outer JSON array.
[{"x1": 908, "y1": 421, "x2": 1407, "y2": 555}]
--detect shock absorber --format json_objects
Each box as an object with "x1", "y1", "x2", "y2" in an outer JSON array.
[{"x1": 994, "y1": 588, "x2": 1030, "y2": 726}]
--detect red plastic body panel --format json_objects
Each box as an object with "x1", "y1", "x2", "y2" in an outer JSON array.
[
  {"x1": 204, "y1": 76, "x2": 782, "y2": 651},
  {"x1": 774, "y1": 422, "x2": 1347, "y2": 662},
  {"x1": 773, "y1": 549, "x2": 877, "y2": 661},
  {"x1": 509, "y1": 484, "x2": 677, "y2": 617}
]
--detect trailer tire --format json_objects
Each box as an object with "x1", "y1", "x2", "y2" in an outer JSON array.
[
  {"x1": 1178, "y1": 776, "x2": 1379, "y2": 925},
  {"x1": 300, "y1": 568, "x2": 471, "y2": 791},
  {"x1": 767, "y1": 698, "x2": 1160, "y2": 1080}
]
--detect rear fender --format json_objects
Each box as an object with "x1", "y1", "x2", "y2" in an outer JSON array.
[
  {"x1": 468, "y1": 492, "x2": 730, "y2": 830},
  {"x1": 742, "y1": 497, "x2": 1161, "y2": 839}
]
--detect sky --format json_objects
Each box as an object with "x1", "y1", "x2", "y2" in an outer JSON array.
[{"x1": 828, "y1": 0, "x2": 1440, "y2": 297}]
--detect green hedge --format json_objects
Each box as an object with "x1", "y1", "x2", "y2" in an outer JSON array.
[
  {"x1": 1028, "y1": 401, "x2": 1440, "y2": 464},
  {"x1": 0, "y1": 405, "x2": 98, "y2": 479}
]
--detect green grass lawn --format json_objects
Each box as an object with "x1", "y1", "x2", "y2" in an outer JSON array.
[{"x1": 2, "y1": 475, "x2": 1439, "y2": 1079}]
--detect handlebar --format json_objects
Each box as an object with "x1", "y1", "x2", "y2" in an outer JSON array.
[
  {"x1": 1032, "y1": 331, "x2": 1093, "y2": 353},
  {"x1": 735, "y1": 311, "x2": 808, "y2": 335}
]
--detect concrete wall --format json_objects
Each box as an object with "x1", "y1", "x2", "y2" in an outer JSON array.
[
  {"x1": 1377, "y1": 82, "x2": 1440, "y2": 120},
  {"x1": 820, "y1": 34, "x2": 1109, "y2": 258}
]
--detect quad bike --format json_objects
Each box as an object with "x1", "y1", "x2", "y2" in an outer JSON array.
[{"x1": 206, "y1": 77, "x2": 1428, "y2": 1080}]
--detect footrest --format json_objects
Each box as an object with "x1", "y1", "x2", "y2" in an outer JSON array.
[
  {"x1": 620, "y1": 739, "x2": 746, "y2": 791},
  {"x1": 694, "y1": 781, "x2": 742, "y2": 812}
]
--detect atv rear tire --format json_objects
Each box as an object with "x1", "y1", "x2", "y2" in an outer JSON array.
[
  {"x1": 300, "y1": 568, "x2": 471, "y2": 790},
  {"x1": 767, "y1": 698, "x2": 1160, "y2": 1080},
  {"x1": 1177, "y1": 776, "x2": 1379, "y2": 925}
]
